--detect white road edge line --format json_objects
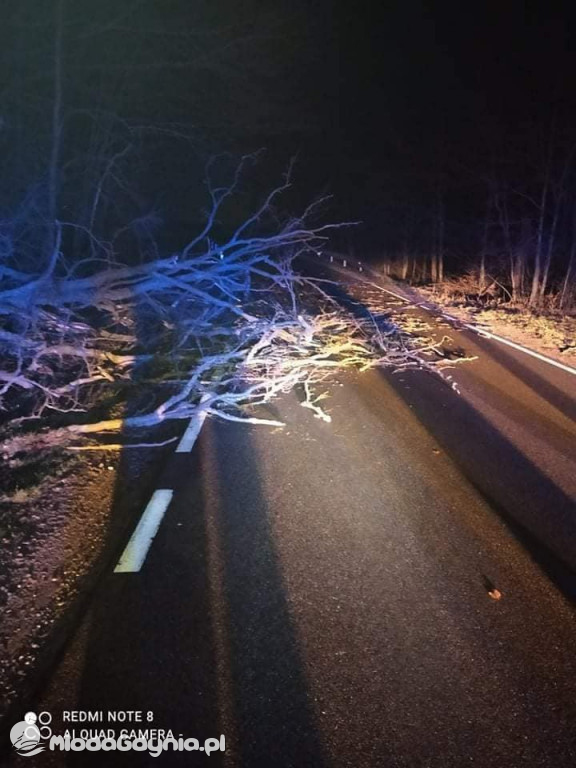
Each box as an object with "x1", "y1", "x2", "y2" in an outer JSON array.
[
  {"x1": 360, "y1": 273, "x2": 576, "y2": 378},
  {"x1": 460, "y1": 325, "x2": 576, "y2": 376},
  {"x1": 114, "y1": 489, "x2": 174, "y2": 573}
]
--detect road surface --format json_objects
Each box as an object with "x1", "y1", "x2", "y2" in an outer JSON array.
[{"x1": 7, "y1": 263, "x2": 576, "y2": 767}]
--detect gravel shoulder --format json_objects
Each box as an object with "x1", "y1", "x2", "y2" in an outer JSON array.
[{"x1": 0, "y1": 427, "x2": 179, "y2": 728}]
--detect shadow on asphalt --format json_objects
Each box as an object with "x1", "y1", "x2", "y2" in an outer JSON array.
[
  {"x1": 467, "y1": 332, "x2": 576, "y2": 424},
  {"x1": 52, "y1": 443, "x2": 223, "y2": 767},
  {"x1": 380, "y1": 368, "x2": 576, "y2": 602},
  {"x1": 45, "y1": 419, "x2": 325, "y2": 767},
  {"x1": 317, "y1": 275, "x2": 576, "y2": 604},
  {"x1": 209, "y1": 419, "x2": 327, "y2": 768}
]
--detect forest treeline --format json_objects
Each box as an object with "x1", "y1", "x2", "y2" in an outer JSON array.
[{"x1": 377, "y1": 119, "x2": 576, "y2": 311}]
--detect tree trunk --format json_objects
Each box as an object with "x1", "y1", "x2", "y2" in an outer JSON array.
[
  {"x1": 479, "y1": 191, "x2": 493, "y2": 292},
  {"x1": 400, "y1": 250, "x2": 409, "y2": 280},
  {"x1": 436, "y1": 186, "x2": 445, "y2": 283},
  {"x1": 529, "y1": 187, "x2": 547, "y2": 306},
  {"x1": 560, "y1": 204, "x2": 576, "y2": 309},
  {"x1": 48, "y1": 0, "x2": 64, "y2": 226},
  {"x1": 529, "y1": 118, "x2": 556, "y2": 307},
  {"x1": 539, "y1": 142, "x2": 576, "y2": 300}
]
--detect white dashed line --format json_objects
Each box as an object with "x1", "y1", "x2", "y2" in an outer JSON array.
[
  {"x1": 115, "y1": 397, "x2": 210, "y2": 572},
  {"x1": 176, "y1": 398, "x2": 210, "y2": 452},
  {"x1": 114, "y1": 489, "x2": 174, "y2": 573}
]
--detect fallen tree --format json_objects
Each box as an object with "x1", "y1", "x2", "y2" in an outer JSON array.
[{"x1": 1, "y1": 161, "x2": 460, "y2": 458}]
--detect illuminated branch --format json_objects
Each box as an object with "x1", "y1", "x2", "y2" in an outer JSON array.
[{"x1": 0, "y1": 161, "x2": 457, "y2": 458}]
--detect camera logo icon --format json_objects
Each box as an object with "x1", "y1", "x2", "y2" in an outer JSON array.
[{"x1": 10, "y1": 712, "x2": 52, "y2": 757}]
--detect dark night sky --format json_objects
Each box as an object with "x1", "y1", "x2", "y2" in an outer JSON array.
[
  {"x1": 2, "y1": 0, "x2": 576, "y2": 254},
  {"x1": 313, "y1": 0, "x2": 576, "y2": 246}
]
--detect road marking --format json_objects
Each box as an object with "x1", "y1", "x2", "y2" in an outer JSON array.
[
  {"x1": 114, "y1": 489, "x2": 174, "y2": 573},
  {"x1": 460, "y1": 325, "x2": 576, "y2": 376},
  {"x1": 115, "y1": 398, "x2": 210, "y2": 572},
  {"x1": 350, "y1": 271, "x2": 576, "y2": 378},
  {"x1": 177, "y1": 399, "x2": 209, "y2": 452}
]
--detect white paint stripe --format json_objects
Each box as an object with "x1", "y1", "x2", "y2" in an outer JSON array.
[
  {"x1": 366, "y1": 281, "x2": 576, "y2": 377},
  {"x1": 114, "y1": 489, "x2": 174, "y2": 573},
  {"x1": 460, "y1": 325, "x2": 576, "y2": 376},
  {"x1": 115, "y1": 398, "x2": 210, "y2": 573},
  {"x1": 176, "y1": 395, "x2": 210, "y2": 452}
]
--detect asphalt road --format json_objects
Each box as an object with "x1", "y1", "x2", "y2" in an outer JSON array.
[{"x1": 9, "y1": 264, "x2": 576, "y2": 767}]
